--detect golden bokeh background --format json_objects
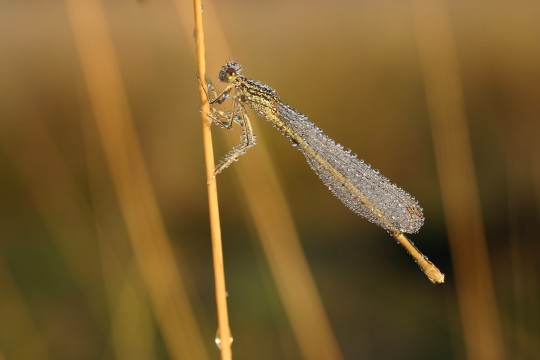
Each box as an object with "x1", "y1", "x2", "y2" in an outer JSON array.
[{"x1": 1, "y1": 0, "x2": 539, "y2": 359}]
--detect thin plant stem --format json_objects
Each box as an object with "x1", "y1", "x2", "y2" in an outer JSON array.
[{"x1": 192, "y1": 0, "x2": 232, "y2": 359}]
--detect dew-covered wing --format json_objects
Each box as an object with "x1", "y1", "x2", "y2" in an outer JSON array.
[{"x1": 276, "y1": 102, "x2": 424, "y2": 234}]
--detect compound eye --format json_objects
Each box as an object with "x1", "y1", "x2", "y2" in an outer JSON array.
[
  {"x1": 224, "y1": 67, "x2": 237, "y2": 82},
  {"x1": 218, "y1": 62, "x2": 241, "y2": 82}
]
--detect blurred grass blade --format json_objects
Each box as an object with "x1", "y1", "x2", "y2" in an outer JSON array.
[
  {"x1": 0, "y1": 256, "x2": 51, "y2": 360},
  {"x1": 232, "y1": 127, "x2": 345, "y2": 360},
  {"x1": 412, "y1": 1, "x2": 504, "y2": 359},
  {"x1": 0, "y1": 67, "x2": 108, "y2": 331},
  {"x1": 64, "y1": 1, "x2": 209, "y2": 359},
  {"x1": 82, "y1": 112, "x2": 158, "y2": 360}
]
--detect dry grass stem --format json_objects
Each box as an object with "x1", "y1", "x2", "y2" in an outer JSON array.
[
  {"x1": 192, "y1": 0, "x2": 232, "y2": 359},
  {"x1": 182, "y1": 2, "x2": 344, "y2": 358}
]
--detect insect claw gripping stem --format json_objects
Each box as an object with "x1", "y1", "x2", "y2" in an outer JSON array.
[{"x1": 206, "y1": 61, "x2": 444, "y2": 283}]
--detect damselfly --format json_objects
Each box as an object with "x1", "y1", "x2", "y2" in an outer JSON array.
[{"x1": 204, "y1": 61, "x2": 444, "y2": 284}]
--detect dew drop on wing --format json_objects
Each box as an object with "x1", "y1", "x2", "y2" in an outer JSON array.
[{"x1": 276, "y1": 102, "x2": 424, "y2": 234}]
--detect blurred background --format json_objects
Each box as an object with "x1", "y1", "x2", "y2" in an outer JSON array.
[{"x1": 1, "y1": 0, "x2": 539, "y2": 359}]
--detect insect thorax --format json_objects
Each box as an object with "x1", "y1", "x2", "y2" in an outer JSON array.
[{"x1": 236, "y1": 77, "x2": 279, "y2": 118}]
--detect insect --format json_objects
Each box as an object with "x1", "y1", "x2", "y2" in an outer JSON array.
[{"x1": 204, "y1": 61, "x2": 444, "y2": 283}]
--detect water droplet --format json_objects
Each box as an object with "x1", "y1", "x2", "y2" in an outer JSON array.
[{"x1": 215, "y1": 328, "x2": 233, "y2": 349}]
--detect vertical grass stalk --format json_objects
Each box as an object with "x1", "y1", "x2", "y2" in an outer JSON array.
[{"x1": 192, "y1": 1, "x2": 232, "y2": 359}]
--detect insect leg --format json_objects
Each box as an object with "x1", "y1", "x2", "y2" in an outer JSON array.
[{"x1": 211, "y1": 104, "x2": 256, "y2": 180}]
